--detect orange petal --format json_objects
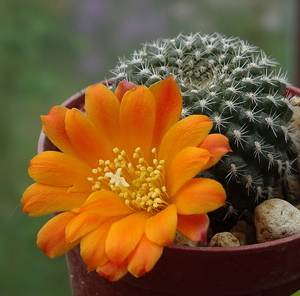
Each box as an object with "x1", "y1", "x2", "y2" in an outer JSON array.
[
  {"x1": 21, "y1": 183, "x2": 89, "y2": 216},
  {"x1": 198, "y1": 133, "x2": 232, "y2": 170},
  {"x1": 145, "y1": 204, "x2": 177, "y2": 245},
  {"x1": 41, "y1": 106, "x2": 80, "y2": 158},
  {"x1": 97, "y1": 259, "x2": 128, "y2": 282},
  {"x1": 177, "y1": 213, "x2": 210, "y2": 243},
  {"x1": 28, "y1": 151, "x2": 92, "y2": 192},
  {"x1": 115, "y1": 80, "x2": 137, "y2": 101},
  {"x1": 78, "y1": 191, "x2": 135, "y2": 216},
  {"x1": 105, "y1": 211, "x2": 151, "y2": 265},
  {"x1": 166, "y1": 147, "x2": 211, "y2": 197},
  {"x1": 119, "y1": 86, "x2": 156, "y2": 159},
  {"x1": 128, "y1": 234, "x2": 163, "y2": 278},
  {"x1": 149, "y1": 77, "x2": 182, "y2": 148},
  {"x1": 85, "y1": 84, "x2": 121, "y2": 147},
  {"x1": 65, "y1": 108, "x2": 114, "y2": 167},
  {"x1": 37, "y1": 212, "x2": 78, "y2": 258},
  {"x1": 66, "y1": 213, "x2": 110, "y2": 243},
  {"x1": 158, "y1": 115, "x2": 213, "y2": 171},
  {"x1": 80, "y1": 218, "x2": 119, "y2": 271},
  {"x1": 170, "y1": 178, "x2": 226, "y2": 215}
]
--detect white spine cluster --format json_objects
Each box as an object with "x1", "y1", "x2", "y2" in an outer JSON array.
[{"x1": 109, "y1": 32, "x2": 298, "y2": 220}]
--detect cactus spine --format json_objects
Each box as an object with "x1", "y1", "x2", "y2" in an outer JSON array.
[{"x1": 109, "y1": 32, "x2": 299, "y2": 228}]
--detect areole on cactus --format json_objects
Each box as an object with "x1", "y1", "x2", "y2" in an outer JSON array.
[{"x1": 110, "y1": 32, "x2": 299, "y2": 230}]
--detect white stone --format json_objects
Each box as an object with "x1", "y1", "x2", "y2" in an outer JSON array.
[
  {"x1": 173, "y1": 232, "x2": 198, "y2": 247},
  {"x1": 254, "y1": 198, "x2": 300, "y2": 243},
  {"x1": 208, "y1": 232, "x2": 240, "y2": 247}
]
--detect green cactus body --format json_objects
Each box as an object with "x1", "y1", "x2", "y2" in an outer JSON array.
[{"x1": 109, "y1": 32, "x2": 298, "y2": 229}]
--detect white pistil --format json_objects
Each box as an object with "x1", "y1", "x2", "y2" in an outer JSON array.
[{"x1": 105, "y1": 168, "x2": 129, "y2": 187}]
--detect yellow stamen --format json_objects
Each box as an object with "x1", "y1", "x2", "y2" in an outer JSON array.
[{"x1": 87, "y1": 147, "x2": 169, "y2": 213}]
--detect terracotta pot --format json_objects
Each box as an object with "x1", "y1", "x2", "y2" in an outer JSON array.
[{"x1": 38, "y1": 83, "x2": 300, "y2": 296}]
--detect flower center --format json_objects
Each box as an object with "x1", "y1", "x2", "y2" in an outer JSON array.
[{"x1": 87, "y1": 147, "x2": 169, "y2": 213}]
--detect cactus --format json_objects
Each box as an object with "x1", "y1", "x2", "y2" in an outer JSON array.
[{"x1": 109, "y1": 32, "x2": 299, "y2": 229}]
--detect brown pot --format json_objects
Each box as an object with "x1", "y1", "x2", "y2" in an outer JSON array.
[{"x1": 38, "y1": 83, "x2": 300, "y2": 296}]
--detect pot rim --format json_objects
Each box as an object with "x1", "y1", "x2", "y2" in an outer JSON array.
[{"x1": 286, "y1": 84, "x2": 300, "y2": 98}]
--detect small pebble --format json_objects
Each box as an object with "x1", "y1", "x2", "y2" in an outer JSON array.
[
  {"x1": 231, "y1": 232, "x2": 247, "y2": 246},
  {"x1": 208, "y1": 232, "x2": 240, "y2": 247},
  {"x1": 230, "y1": 220, "x2": 257, "y2": 245},
  {"x1": 284, "y1": 175, "x2": 300, "y2": 205},
  {"x1": 289, "y1": 106, "x2": 300, "y2": 131},
  {"x1": 254, "y1": 198, "x2": 300, "y2": 243},
  {"x1": 277, "y1": 176, "x2": 300, "y2": 205},
  {"x1": 173, "y1": 232, "x2": 198, "y2": 247}
]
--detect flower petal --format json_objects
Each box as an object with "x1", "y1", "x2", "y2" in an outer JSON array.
[
  {"x1": 65, "y1": 108, "x2": 114, "y2": 167},
  {"x1": 119, "y1": 86, "x2": 156, "y2": 159},
  {"x1": 145, "y1": 204, "x2": 177, "y2": 245},
  {"x1": 198, "y1": 133, "x2": 232, "y2": 170},
  {"x1": 177, "y1": 213, "x2": 210, "y2": 243},
  {"x1": 97, "y1": 260, "x2": 128, "y2": 282},
  {"x1": 37, "y1": 212, "x2": 78, "y2": 258},
  {"x1": 28, "y1": 151, "x2": 92, "y2": 192},
  {"x1": 171, "y1": 178, "x2": 226, "y2": 215},
  {"x1": 105, "y1": 211, "x2": 151, "y2": 265},
  {"x1": 149, "y1": 77, "x2": 182, "y2": 148},
  {"x1": 166, "y1": 147, "x2": 211, "y2": 197},
  {"x1": 158, "y1": 115, "x2": 213, "y2": 170},
  {"x1": 128, "y1": 234, "x2": 163, "y2": 278},
  {"x1": 85, "y1": 84, "x2": 121, "y2": 147},
  {"x1": 21, "y1": 183, "x2": 89, "y2": 216},
  {"x1": 41, "y1": 106, "x2": 80, "y2": 158},
  {"x1": 115, "y1": 80, "x2": 137, "y2": 101},
  {"x1": 80, "y1": 217, "x2": 119, "y2": 271},
  {"x1": 66, "y1": 213, "x2": 110, "y2": 243},
  {"x1": 78, "y1": 191, "x2": 135, "y2": 216}
]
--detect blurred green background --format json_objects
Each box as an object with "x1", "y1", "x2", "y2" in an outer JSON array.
[{"x1": 1, "y1": 0, "x2": 299, "y2": 295}]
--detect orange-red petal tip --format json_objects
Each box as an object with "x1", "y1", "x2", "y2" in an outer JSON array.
[{"x1": 115, "y1": 80, "x2": 137, "y2": 101}]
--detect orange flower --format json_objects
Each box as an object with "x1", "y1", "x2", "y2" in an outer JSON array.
[{"x1": 21, "y1": 77, "x2": 231, "y2": 281}]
